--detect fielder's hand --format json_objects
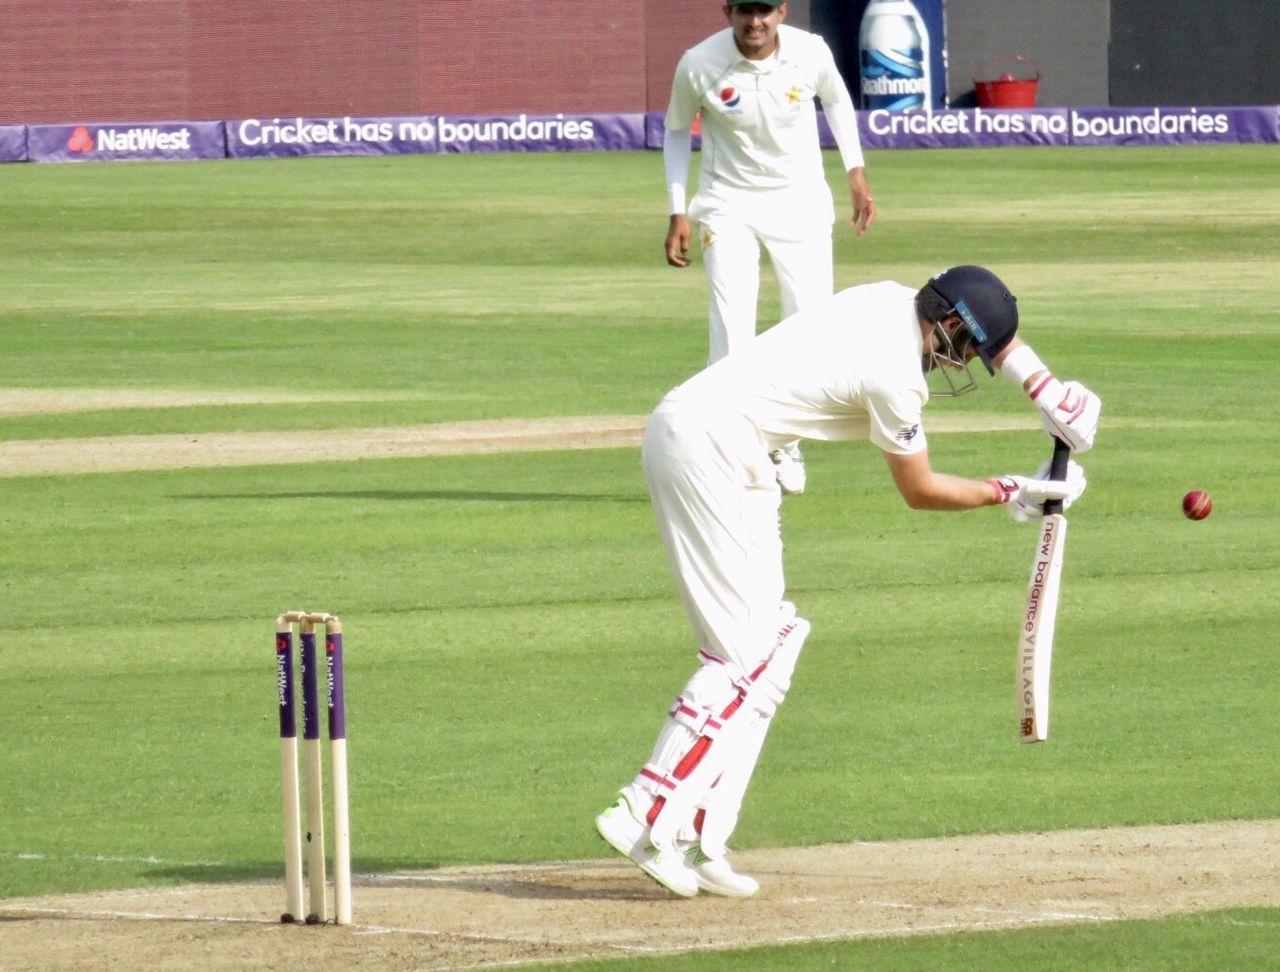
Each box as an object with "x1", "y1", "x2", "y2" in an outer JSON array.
[
  {"x1": 1031, "y1": 377, "x2": 1101, "y2": 452},
  {"x1": 988, "y1": 459, "x2": 1087, "y2": 522},
  {"x1": 848, "y1": 167, "x2": 876, "y2": 237},
  {"x1": 665, "y1": 214, "x2": 692, "y2": 268}
]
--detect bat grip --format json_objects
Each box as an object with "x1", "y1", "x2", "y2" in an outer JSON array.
[{"x1": 1043, "y1": 437, "x2": 1070, "y2": 516}]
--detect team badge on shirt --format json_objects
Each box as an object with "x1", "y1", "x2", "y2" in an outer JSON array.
[{"x1": 786, "y1": 86, "x2": 803, "y2": 104}]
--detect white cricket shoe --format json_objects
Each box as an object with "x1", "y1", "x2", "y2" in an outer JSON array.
[
  {"x1": 685, "y1": 847, "x2": 760, "y2": 897},
  {"x1": 770, "y1": 443, "x2": 806, "y2": 495},
  {"x1": 595, "y1": 795, "x2": 647, "y2": 858},
  {"x1": 595, "y1": 797, "x2": 699, "y2": 898}
]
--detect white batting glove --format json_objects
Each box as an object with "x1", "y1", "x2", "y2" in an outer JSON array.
[
  {"x1": 988, "y1": 459, "x2": 1087, "y2": 522},
  {"x1": 1030, "y1": 377, "x2": 1101, "y2": 452}
]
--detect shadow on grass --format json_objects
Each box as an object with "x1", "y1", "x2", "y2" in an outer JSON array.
[
  {"x1": 143, "y1": 861, "x2": 294, "y2": 884},
  {"x1": 369, "y1": 877, "x2": 662, "y2": 902},
  {"x1": 174, "y1": 490, "x2": 647, "y2": 503},
  {"x1": 358, "y1": 860, "x2": 669, "y2": 902},
  {"x1": 143, "y1": 859, "x2": 663, "y2": 902},
  {"x1": 143, "y1": 857, "x2": 446, "y2": 885}
]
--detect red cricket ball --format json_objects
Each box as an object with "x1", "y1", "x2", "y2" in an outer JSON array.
[{"x1": 1182, "y1": 490, "x2": 1212, "y2": 520}]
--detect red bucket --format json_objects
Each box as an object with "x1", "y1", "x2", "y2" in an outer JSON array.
[{"x1": 974, "y1": 55, "x2": 1040, "y2": 108}]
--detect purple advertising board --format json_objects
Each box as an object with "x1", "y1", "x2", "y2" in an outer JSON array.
[
  {"x1": 226, "y1": 115, "x2": 440, "y2": 159},
  {"x1": 435, "y1": 113, "x2": 645, "y2": 154},
  {"x1": 10, "y1": 105, "x2": 1278, "y2": 166},
  {"x1": 861, "y1": 105, "x2": 1279, "y2": 147},
  {"x1": 1067, "y1": 105, "x2": 1278, "y2": 146},
  {"x1": 859, "y1": 107, "x2": 1071, "y2": 148},
  {"x1": 26, "y1": 120, "x2": 225, "y2": 163},
  {"x1": 0, "y1": 125, "x2": 27, "y2": 162},
  {"x1": 643, "y1": 112, "x2": 665, "y2": 151},
  {"x1": 227, "y1": 112, "x2": 645, "y2": 159},
  {"x1": 648, "y1": 105, "x2": 1278, "y2": 151}
]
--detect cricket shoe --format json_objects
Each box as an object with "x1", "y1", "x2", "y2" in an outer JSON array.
[
  {"x1": 595, "y1": 796, "x2": 699, "y2": 898},
  {"x1": 770, "y1": 443, "x2": 806, "y2": 495},
  {"x1": 685, "y1": 846, "x2": 760, "y2": 898}
]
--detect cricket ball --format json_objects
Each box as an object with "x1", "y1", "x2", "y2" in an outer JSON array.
[{"x1": 1182, "y1": 490, "x2": 1212, "y2": 521}]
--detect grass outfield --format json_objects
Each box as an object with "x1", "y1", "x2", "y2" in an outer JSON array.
[
  {"x1": 562, "y1": 908, "x2": 1280, "y2": 971},
  {"x1": 2, "y1": 145, "x2": 1278, "y2": 966}
]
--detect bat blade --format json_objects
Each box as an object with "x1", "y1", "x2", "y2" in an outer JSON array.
[
  {"x1": 1017, "y1": 512, "x2": 1068, "y2": 742},
  {"x1": 1017, "y1": 437, "x2": 1071, "y2": 744}
]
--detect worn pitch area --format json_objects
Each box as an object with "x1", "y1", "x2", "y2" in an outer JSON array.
[{"x1": 3, "y1": 821, "x2": 1278, "y2": 970}]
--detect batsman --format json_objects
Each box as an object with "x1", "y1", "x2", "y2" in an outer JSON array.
[{"x1": 596, "y1": 266, "x2": 1100, "y2": 897}]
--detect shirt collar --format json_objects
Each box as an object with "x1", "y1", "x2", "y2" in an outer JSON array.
[{"x1": 721, "y1": 25, "x2": 789, "y2": 70}]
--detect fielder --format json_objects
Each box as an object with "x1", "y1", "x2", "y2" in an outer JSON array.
[
  {"x1": 663, "y1": 1, "x2": 875, "y2": 493},
  {"x1": 596, "y1": 266, "x2": 1100, "y2": 897}
]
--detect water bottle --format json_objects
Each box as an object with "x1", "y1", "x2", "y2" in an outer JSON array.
[{"x1": 858, "y1": 0, "x2": 932, "y2": 111}]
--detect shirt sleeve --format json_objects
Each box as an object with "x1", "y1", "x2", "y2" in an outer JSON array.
[
  {"x1": 824, "y1": 98, "x2": 865, "y2": 172},
  {"x1": 866, "y1": 384, "x2": 927, "y2": 455},
  {"x1": 664, "y1": 53, "x2": 702, "y2": 131},
  {"x1": 663, "y1": 126, "x2": 693, "y2": 215},
  {"x1": 813, "y1": 40, "x2": 866, "y2": 171}
]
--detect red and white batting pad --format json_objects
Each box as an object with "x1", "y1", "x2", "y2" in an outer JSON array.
[
  {"x1": 699, "y1": 613, "x2": 811, "y2": 856},
  {"x1": 634, "y1": 611, "x2": 811, "y2": 850},
  {"x1": 631, "y1": 653, "x2": 768, "y2": 843}
]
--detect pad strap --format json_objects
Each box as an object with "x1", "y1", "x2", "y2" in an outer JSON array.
[
  {"x1": 636, "y1": 763, "x2": 678, "y2": 797},
  {"x1": 668, "y1": 698, "x2": 726, "y2": 737}
]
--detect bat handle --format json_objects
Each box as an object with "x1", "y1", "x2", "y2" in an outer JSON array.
[{"x1": 1043, "y1": 437, "x2": 1070, "y2": 516}]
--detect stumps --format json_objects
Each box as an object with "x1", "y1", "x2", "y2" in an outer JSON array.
[{"x1": 275, "y1": 611, "x2": 351, "y2": 926}]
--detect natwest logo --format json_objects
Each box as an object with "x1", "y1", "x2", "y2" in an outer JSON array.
[
  {"x1": 96, "y1": 127, "x2": 193, "y2": 152},
  {"x1": 68, "y1": 126, "x2": 94, "y2": 152},
  {"x1": 64, "y1": 124, "x2": 194, "y2": 154}
]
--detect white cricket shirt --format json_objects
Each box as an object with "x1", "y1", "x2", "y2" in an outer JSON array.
[
  {"x1": 665, "y1": 281, "x2": 929, "y2": 455},
  {"x1": 665, "y1": 24, "x2": 864, "y2": 229}
]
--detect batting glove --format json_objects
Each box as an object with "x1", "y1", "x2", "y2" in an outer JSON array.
[
  {"x1": 988, "y1": 459, "x2": 1087, "y2": 522},
  {"x1": 1030, "y1": 377, "x2": 1101, "y2": 453}
]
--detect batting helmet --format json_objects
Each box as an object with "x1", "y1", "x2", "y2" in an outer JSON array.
[{"x1": 916, "y1": 265, "x2": 1019, "y2": 375}]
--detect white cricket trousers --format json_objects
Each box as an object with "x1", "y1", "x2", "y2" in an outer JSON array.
[
  {"x1": 631, "y1": 400, "x2": 791, "y2": 853},
  {"x1": 698, "y1": 212, "x2": 834, "y2": 364},
  {"x1": 641, "y1": 399, "x2": 784, "y2": 672}
]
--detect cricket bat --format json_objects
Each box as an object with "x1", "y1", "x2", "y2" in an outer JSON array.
[{"x1": 1017, "y1": 437, "x2": 1071, "y2": 743}]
